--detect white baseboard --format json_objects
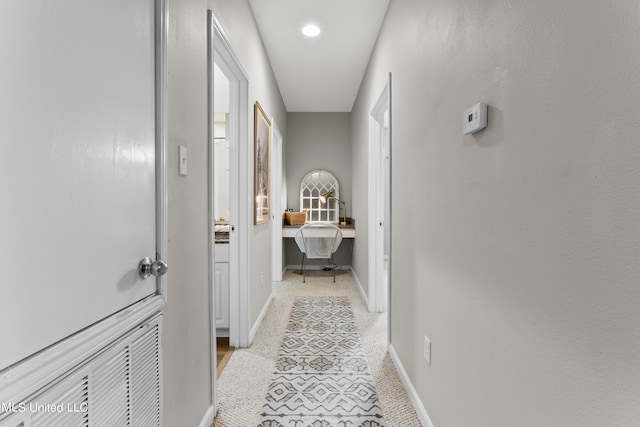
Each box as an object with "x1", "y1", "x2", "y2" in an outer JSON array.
[
  {"x1": 198, "y1": 405, "x2": 215, "y2": 427},
  {"x1": 351, "y1": 269, "x2": 369, "y2": 307},
  {"x1": 389, "y1": 344, "x2": 434, "y2": 427},
  {"x1": 250, "y1": 293, "x2": 273, "y2": 345},
  {"x1": 215, "y1": 328, "x2": 229, "y2": 338}
]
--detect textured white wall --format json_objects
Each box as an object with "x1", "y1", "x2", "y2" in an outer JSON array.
[
  {"x1": 352, "y1": 0, "x2": 640, "y2": 425},
  {"x1": 164, "y1": 0, "x2": 211, "y2": 426},
  {"x1": 350, "y1": 93, "x2": 371, "y2": 296},
  {"x1": 286, "y1": 113, "x2": 352, "y2": 213}
]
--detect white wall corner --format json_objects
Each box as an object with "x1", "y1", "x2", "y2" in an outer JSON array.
[
  {"x1": 250, "y1": 293, "x2": 273, "y2": 344},
  {"x1": 389, "y1": 344, "x2": 435, "y2": 427},
  {"x1": 351, "y1": 269, "x2": 369, "y2": 307},
  {"x1": 198, "y1": 405, "x2": 215, "y2": 427}
]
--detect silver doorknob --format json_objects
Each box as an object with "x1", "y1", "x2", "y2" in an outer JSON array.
[{"x1": 138, "y1": 257, "x2": 169, "y2": 279}]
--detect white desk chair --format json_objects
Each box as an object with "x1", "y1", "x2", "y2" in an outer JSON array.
[{"x1": 294, "y1": 223, "x2": 343, "y2": 283}]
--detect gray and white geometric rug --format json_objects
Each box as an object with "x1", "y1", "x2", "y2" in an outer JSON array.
[{"x1": 258, "y1": 296, "x2": 385, "y2": 427}]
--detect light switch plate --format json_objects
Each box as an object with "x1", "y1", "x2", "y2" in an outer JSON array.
[
  {"x1": 423, "y1": 335, "x2": 431, "y2": 365},
  {"x1": 179, "y1": 145, "x2": 188, "y2": 176},
  {"x1": 463, "y1": 102, "x2": 488, "y2": 135}
]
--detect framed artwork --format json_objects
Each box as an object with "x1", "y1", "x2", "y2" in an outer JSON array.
[{"x1": 254, "y1": 101, "x2": 271, "y2": 224}]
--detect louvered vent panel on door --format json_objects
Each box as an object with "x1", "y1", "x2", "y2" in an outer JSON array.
[
  {"x1": 31, "y1": 376, "x2": 89, "y2": 427},
  {"x1": 1, "y1": 314, "x2": 162, "y2": 427},
  {"x1": 130, "y1": 324, "x2": 161, "y2": 427},
  {"x1": 92, "y1": 347, "x2": 130, "y2": 427}
]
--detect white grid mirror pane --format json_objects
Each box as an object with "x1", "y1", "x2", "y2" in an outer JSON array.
[{"x1": 299, "y1": 170, "x2": 339, "y2": 223}]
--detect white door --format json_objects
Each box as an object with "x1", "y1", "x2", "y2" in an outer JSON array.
[
  {"x1": 0, "y1": 0, "x2": 160, "y2": 370},
  {"x1": 214, "y1": 263, "x2": 230, "y2": 329}
]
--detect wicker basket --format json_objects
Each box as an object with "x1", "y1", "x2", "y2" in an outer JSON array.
[{"x1": 285, "y1": 211, "x2": 306, "y2": 226}]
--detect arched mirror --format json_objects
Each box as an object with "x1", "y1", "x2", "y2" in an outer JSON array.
[{"x1": 300, "y1": 170, "x2": 340, "y2": 223}]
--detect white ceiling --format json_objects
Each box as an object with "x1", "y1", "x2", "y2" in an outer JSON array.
[{"x1": 248, "y1": 0, "x2": 390, "y2": 112}]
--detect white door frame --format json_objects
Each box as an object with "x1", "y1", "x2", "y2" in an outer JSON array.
[
  {"x1": 271, "y1": 119, "x2": 284, "y2": 281},
  {"x1": 208, "y1": 11, "x2": 251, "y2": 415},
  {"x1": 368, "y1": 73, "x2": 392, "y2": 315}
]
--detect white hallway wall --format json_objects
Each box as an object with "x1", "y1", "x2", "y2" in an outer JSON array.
[
  {"x1": 351, "y1": 0, "x2": 640, "y2": 426},
  {"x1": 164, "y1": 1, "x2": 211, "y2": 426},
  {"x1": 163, "y1": 0, "x2": 286, "y2": 425},
  {"x1": 285, "y1": 113, "x2": 353, "y2": 213}
]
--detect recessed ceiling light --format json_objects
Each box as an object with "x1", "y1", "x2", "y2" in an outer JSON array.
[{"x1": 302, "y1": 24, "x2": 321, "y2": 37}]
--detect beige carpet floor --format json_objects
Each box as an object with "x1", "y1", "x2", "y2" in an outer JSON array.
[{"x1": 212, "y1": 270, "x2": 421, "y2": 427}]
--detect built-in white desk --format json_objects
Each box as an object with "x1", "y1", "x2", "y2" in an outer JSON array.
[
  {"x1": 282, "y1": 224, "x2": 356, "y2": 239},
  {"x1": 282, "y1": 223, "x2": 355, "y2": 269}
]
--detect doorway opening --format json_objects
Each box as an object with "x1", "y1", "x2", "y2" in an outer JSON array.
[
  {"x1": 212, "y1": 61, "x2": 234, "y2": 380},
  {"x1": 212, "y1": 61, "x2": 231, "y2": 338},
  {"x1": 208, "y1": 10, "x2": 250, "y2": 415},
  {"x1": 368, "y1": 74, "x2": 392, "y2": 319}
]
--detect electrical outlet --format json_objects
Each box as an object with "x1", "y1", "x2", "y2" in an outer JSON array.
[{"x1": 423, "y1": 335, "x2": 431, "y2": 365}]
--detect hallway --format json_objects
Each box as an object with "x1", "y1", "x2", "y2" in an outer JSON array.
[
  {"x1": 3, "y1": 1, "x2": 640, "y2": 426},
  {"x1": 213, "y1": 271, "x2": 420, "y2": 426}
]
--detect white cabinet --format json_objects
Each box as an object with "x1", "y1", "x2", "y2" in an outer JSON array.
[
  {"x1": 214, "y1": 244, "x2": 230, "y2": 330},
  {"x1": 214, "y1": 262, "x2": 230, "y2": 329}
]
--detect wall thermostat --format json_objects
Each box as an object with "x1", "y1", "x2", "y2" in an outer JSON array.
[{"x1": 463, "y1": 103, "x2": 488, "y2": 135}]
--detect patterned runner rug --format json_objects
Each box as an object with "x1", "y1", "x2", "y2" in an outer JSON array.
[{"x1": 258, "y1": 296, "x2": 385, "y2": 427}]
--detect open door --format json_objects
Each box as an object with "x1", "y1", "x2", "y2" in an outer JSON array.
[{"x1": 0, "y1": 0, "x2": 166, "y2": 372}]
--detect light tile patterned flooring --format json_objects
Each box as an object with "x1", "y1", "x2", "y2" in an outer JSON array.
[{"x1": 212, "y1": 270, "x2": 421, "y2": 427}]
